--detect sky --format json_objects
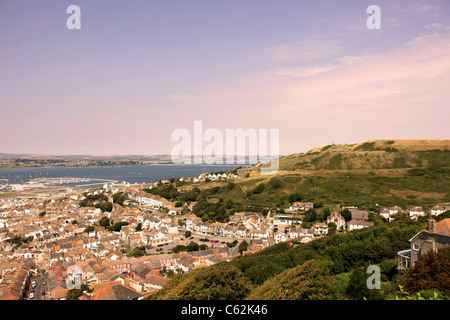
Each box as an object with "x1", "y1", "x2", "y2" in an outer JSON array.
[{"x1": 0, "y1": 0, "x2": 449, "y2": 156}]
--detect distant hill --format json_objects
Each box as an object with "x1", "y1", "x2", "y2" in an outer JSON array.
[
  {"x1": 276, "y1": 139, "x2": 450, "y2": 171},
  {"x1": 0, "y1": 153, "x2": 172, "y2": 161},
  {"x1": 180, "y1": 139, "x2": 450, "y2": 211}
]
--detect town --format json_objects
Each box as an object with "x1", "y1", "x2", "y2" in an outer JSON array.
[{"x1": 0, "y1": 171, "x2": 448, "y2": 300}]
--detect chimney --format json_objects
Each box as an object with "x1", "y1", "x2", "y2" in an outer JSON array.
[{"x1": 428, "y1": 218, "x2": 437, "y2": 233}]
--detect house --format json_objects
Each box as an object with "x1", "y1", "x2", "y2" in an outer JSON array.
[
  {"x1": 304, "y1": 202, "x2": 314, "y2": 211},
  {"x1": 313, "y1": 223, "x2": 328, "y2": 236},
  {"x1": 409, "y1": 207, "x2": 425, "y2": 220},
  {"x1": 430, "y1": 205, "x2": 445, "y2": 216},
  {"x1": 143, "y1": 275, "x2": 171, "y2": 291},
  {"x1": 347, "y1": 220, "x2": 374, "y2": 231},
  {"x1": 326, "y1": 212, "x2": 346, "y2": 230},
  {"x1": 350, "y1": 209, "x2": 369, "y2": 221},
  {"x1": 389, "y1": 206, "x2": 403, "y2": 216},
  {"x1": 0, "y1": 266, "x2": 29, "y2": 300},
  {"x1": 398, "y1": 218, "x2": 450, "y2": 269},
  {"x1": 80, "y1": 280, "x2": 144, "y2": 300},
  {"x1": 289, "y1": 202, "x2": 304, "y2": 211},
  {"x1": 273, "y1": 214, "x2": 303, "y2": 226},
  {"x1": 379, "y1": 208, "x2": 391, "y2": 221},
  {"x1": 273, "y1": 232, "x2": 287, "y2": 243}
]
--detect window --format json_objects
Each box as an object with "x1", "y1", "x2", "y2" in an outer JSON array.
[{"x1": 413, "y1": 244, "x2": 420, "y2": 251}]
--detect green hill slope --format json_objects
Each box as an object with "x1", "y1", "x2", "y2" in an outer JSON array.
[
  {"x1": 274, "y1": 139, "x2": 450, "y2": 171},
  {"x1": 178, "y1": 139, "x2": 450, "y2": 212}
]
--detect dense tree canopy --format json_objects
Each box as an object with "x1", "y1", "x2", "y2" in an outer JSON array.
[{"x1": 151, "y1": 263, "x2": 252, "y2": 300}]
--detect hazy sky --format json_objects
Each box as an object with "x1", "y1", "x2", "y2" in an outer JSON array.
[{"x1": 1, "y1": 0, "x2": 449, "y2": 155}]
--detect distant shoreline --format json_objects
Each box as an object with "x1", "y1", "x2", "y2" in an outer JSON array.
[{"x1": 0, "y1": 163, "x2": 242, "y2": 170}]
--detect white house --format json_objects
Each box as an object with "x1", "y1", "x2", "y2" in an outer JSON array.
[
  {"x1": 409, "y1": 207, "x2": 425, "y2": 220},
  {"x1": 273, "y1": 232, "x2": 287, "y2": 243},
  {"x1": 430, "y1": 205, "x2": 445, "y2": 216},
  {"x1": 313, "y1": 223, "x2": 328, "y2": 236},
  {"x1": 347, "y1": 220, "x2": 374, "y2": 231}
]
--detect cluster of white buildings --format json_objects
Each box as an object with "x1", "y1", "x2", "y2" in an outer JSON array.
[{"x1": 379, "y1": 204, "x2": 450, "y2": 221}]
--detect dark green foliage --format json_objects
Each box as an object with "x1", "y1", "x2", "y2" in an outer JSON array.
[
  {"x1": 152, "y1": 263, "x2": 252, "y2": 300},
  {"x1": 108, "y1": 221, "x2": 129, "y2": 232},
  {"x1": 95, "y1": 201, "x2": 113, "y2": 212},
  {"x1": 83, "y1": 226, "x2": 95, "y2": 233},
  {"x1": 172, "y1": 245, "x2": 187, "y2": 253},
  {"x1": 143, "y1": 184, "x2": 180, "y2": 201},
  {"x1": 186, "y1": 241, "x2": 199, "y2": 252},
  {"x1": 66, "y1": 284, "x2": 91, "y2": 300},
  {"x1": 99, "y1": 216, "x2": 111, "y2": 228},
  {"x1": 251, "y1": 183, "x2": 265, "y2": 194},
  {"x1": 345, "y1": 267, "x2": 382, "y2": 300},
  {"x1": 112, "y1": 192, "x2": 128, "y2": 206},
  {"x1": 399, "y1": 246, "x2": 450, "y2": 295},
  {"x1": 354, "y1": 141, "x2": 377, "y2": 151},
  {"x1": 156, "y1": 218, "x2": 427, "y2": 300},
  {"x1": 127, "y1": 246, "x2": 146, "y2": 257},
  {"x1": 268, "y1": 177, "x2": 283, "y2": 189},
  {"x1": 231, "y1": 219, "x2": 424, "y2": 287},
  {"x1": 79, "y1": 193, "x2": 108, "y2": 207},
  {"x1": 249, "y1": 260, "x2": 339, "y2": 300},
  {"x1": 324, "y1": 154, "x2": 343, "y2": 169},
  {"x1": 238, "y1": 240, "x2": 249, "y2": 254}
]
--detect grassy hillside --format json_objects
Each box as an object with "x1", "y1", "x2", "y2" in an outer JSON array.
[
  {"x1": 270, "y1": 139, "x2": 450, "y2": 171},
  {"x1": 177, "y1": 139, "x2": 450, "y2": 212}
]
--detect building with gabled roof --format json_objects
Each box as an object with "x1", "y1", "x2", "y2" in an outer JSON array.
[{"x1": 398, "y1": 218, "x2": 450, "y2": 269}]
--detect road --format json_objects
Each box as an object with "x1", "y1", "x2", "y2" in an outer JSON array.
[{"x1": 28, "y1": 271, "x2": 48, "y2": 300}]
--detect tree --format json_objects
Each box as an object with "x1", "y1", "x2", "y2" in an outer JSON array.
[
  {"x1": 288, "y1": 192, "x2": 303, "y2": 203},
  {"x1": 187, "y1": 241, "x2": 199, "y2": 252},
  {"x1": 99, "y1": 216, "x2": 111, "y2": 228},
  {"x1": 228, "y1": 240, "x2": 238, "y2": 248},
  {"x1": 248, "y1": 260, "x2": 339, "y2": 300},
  {"x1": 95, "y1": 201, "x2": 113, "y2": 213},
  {"x1": 252, "y1": 183, "x2": 265, "y2": 194},
  {"x1": 341, "y1": 209, "x2": 352, "y2": 221},
  {"x1": 238, "y1": 240, "x2": 249, "y2": 254},
  {"x1": 322, "y1": 207, "x2": 331, "y2": 220},
  {"x1": 225, "y1": 182, "x2": 236, "y2": 190},
  {"x1": 112, "y1": 192, "x2": 128, "y2": 206},
  {"x1": 83, "y1": 226, "x2": 95, "y2": 233},
  {"x1": 268, "y1": 177, "x2": 282, "y2": 189},
  {"x1": 172, "y1": 245, "x2": 187, "y2": 253},
  {"x1": 184, "y1": 231, "x2": 191, "y2": 238},
  {"x1": 135, "y1": 223, "x2": 142, "y2": 232},
  {"x1": 108, "y1": 221, "x2": 129, "y2": 232},
  {"x1": 345, "y1": 267, "x2": 382, "y2": 300},
  {"x1": 152, "y1": 263, "x2": 252, "y2": 300},
  {"x1": 66, "y1": 284, "x2": 90, "y2": 300},
  {"x1": 328, "y1": 222, "x2": 337, "y2": 235},
  {"x1": 400, "y1": 247, "x2": 450, "y2": 295}
]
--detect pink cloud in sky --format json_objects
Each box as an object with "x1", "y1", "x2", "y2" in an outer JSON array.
[{"x1": 164, "y1": 32, "x2": 450, "y2": 154}]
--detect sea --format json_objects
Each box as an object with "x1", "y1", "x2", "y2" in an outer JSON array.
[{"x1": 0, "y1": 165, "x2": 241, "y2": 188}]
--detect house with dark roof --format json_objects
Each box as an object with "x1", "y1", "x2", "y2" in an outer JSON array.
[
  {"x1": 0, "y1": 265, "x2": 29, "y2": 300},
  {"x1": 79, "y1": 280, "x2": 144, "y2": 300},
  {"x1": 398, "y1": 218, "x2": 450, "y2": 269}
]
